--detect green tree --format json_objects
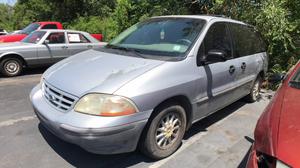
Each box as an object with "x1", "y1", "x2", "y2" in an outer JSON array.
[
  {"x1": 0, "y1": 4, "x2": 14, "y2": 31},
  {"x1": 2, "y1": 0, "x2": 299, "y2": 72}
]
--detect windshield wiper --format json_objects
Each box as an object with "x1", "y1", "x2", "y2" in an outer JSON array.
[{"x1": 106, "y1": 44, "x2": 146, "y2": 59}]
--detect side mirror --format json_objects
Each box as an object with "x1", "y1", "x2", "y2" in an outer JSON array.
[
  {"x1": 207, "y1": 49, "x2": 227, "y2": 62},
  {"x1": 198, "y1": 49, "x2": 227, "y2": 65},
  {"x1": 43, "y1": 40, "x2": 49, "y2": 45},
  {"x1": 269, "y1": 73, "x2": 286, "y2": 83}
]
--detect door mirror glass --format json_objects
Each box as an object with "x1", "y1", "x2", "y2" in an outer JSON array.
[
  {"x1": 269, "y1": 73, "x2": 286, "y2": 83},
  {"x1": 205, "y1": 49, "x2": 227, "y2": 63}
]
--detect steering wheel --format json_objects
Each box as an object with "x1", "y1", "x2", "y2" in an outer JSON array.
[{"x1": 176, "y1": 39, "x2": 192, "y2": 45}]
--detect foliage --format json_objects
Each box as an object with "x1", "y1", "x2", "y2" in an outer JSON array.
[
  {"x1": 0, "y1": 0, "x2": 299, "y2": 72},
  {"x1": 0, "y1": 4, "x2": 14, "y2": 31}
]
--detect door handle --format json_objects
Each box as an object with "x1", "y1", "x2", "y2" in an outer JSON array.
[
  {"x1": 87, "y1": 45, "x2": 93, "y2": 49},
  {"x1": 241, "y1": 62, "x2": 247, "y2": 70},
  {"x1": 229, "y1": 65, "x2": 235, "y2": 74},
  {"x1": 61, "y1": 46, "x2": 68, "y2": 49}
]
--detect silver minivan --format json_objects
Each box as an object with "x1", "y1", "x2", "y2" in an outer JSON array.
[{"x1": 30, "y1": 15, "x2": 268, "y2": 159}]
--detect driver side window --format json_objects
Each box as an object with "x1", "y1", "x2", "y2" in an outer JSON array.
[
  {"x1": 46, "y1": 32, "x2": 65, "y2": 44},
  {"x1": 198, "y1": 22, "x2": 233, "y2": 63}
]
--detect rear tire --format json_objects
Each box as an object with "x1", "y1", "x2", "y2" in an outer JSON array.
[
  {"x1": 245, "y1": 76, "x2": 262, "y2": 102},
  {"x1": 140, "y1": 103, "x2": 186, "y2": 160},
  {"x1": 0, "y1": 58, "x2": 23, "y2": 77}
]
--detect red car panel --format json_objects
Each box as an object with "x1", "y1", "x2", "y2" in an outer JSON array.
[
  {"x1": 276, "y1": 81, "x2": 300, "y2": 166},
  {"x1": 247, "y1": 60, "x2": 300, "y2": 168},
  {"x1": 91, "y1": 34, "x2": 103, "y2": 41},
  {"x1": 0, "y1": 34, "x2": 27, "y2": 42}
]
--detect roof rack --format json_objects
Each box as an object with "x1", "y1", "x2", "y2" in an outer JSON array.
[{"x1": 198, "y1": 14, "x2": 230, "y2": 18}]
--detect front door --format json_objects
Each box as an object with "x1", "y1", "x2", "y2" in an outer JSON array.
[
  {"x1": 37, "y1": 32, "x2": 69, "y2": 65},
  {"x1": 195, "y1": 22, "x2": 239, "y2": 119}
]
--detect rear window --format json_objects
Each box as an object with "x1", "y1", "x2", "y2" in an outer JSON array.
[
  {"x1": 42, "y1": 24, "x2": 58, "y2": 29},
  {"x1": 230, "y1": 23, "x2": 266, "y2": 57}
]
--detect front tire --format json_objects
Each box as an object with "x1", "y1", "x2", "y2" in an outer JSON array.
[
  {"x1": 140, "y1": 103, "x2": 187, "y2": 160},
  {"x1": 0, "y1": 58, "x2": 23, "y2": 77},
  {"x1": 245, "y1": 76, "x2": 262, "y2": 102}
]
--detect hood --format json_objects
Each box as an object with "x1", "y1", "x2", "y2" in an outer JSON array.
[
  {"x1": 276, "y1": 86, "x2": 300, "y2": 167},
  {"x1": 0, "y1": 42, "x2": 34, "y2": 53},
  {"x1": 0, "y1": 34, "x2": 27, "y2": 42},
  {"x1": 43, "y1": 50, "x2": 165, "y2": 97},
  {"x1": 254, "y1": 86, "x2": 284, "y2": 157}
]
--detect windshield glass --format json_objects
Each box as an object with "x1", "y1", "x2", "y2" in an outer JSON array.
[
  {"x1": 18, "y1": 23, "x2": 40, "y2": 35},
  {"x1": 108, "y1": 18, "x2": 206, "y2": 57},
  {"x1": 290, "y1": 68, "x2": 300, "y2": 89},
  {"x1": 22, "y1": 31, "x2": 46, "y2": 43}
]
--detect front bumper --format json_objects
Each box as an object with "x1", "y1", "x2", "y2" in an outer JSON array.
[
  {"x1": 246, "y1": 145, "x2": 258, "y2": 168},
  {"x1": 30, "y1": 84, "x2": 151, "y2": 154}
]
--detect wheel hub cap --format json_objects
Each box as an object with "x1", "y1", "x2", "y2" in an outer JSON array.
[
  {"x1": 6, "y1": 62, "x2": 18, "y2": 73},
  {"x1": 253, "y1": 81, "x2": 260, "y2": 98},
  {"x1": 156, "y1": 113, "x2": 181, "y2": 149}
]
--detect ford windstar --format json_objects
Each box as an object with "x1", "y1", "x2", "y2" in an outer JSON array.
[{"x1": 30, "y1": 15, "x2": 268, "y2": 159}]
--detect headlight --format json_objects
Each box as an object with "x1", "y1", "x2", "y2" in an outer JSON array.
[
  {"x1": 276, "y1": 160, "x2": 290, "y2": 168},
  {"x1": 256, "y1": 151, "x2": 291, "y2": 168},
  {"x1": 74, "y1": 94, "x2": 138, "y2": 117}
]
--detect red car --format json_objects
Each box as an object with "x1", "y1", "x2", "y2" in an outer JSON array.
[
  {"x1": 247, "y1": 60, "x2": 300, "y2": 168},
  {"x1": 0, "y1": 22, "x2": 63, "y2": 43}
]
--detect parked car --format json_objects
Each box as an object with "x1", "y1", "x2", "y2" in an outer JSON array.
[
  {"x1": 30, "y1": 15, "x2": 268, "y2": 159},
  {"x1": 0, "y1": 29, "x2": 8, "y2": 36},
  {"x1": 0, "y1": 22, "x2": 103, "y2": 42},
  {"x1": 0, "y1": 29, "x2": 106, "y2": 77},
  {"x1": 0, "y1": 22, "x2": 63, "y2": 43},
  {"x1": 246, "y1": 60, "x2": 300, "y2": 168}
]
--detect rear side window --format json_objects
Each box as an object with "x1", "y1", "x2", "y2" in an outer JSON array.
[
  {"x1": 42, "y1": 24, "x2": 58, "y2": 29},
  {"x1": 67, "y1": 33, "x2": 90, "y2": 43},
  {"x1": 200, "y1": 22, "x2": 233, "y2": 59},
  {"x1": 230, "y1": 23, "x2": 266, "y2": 57}
]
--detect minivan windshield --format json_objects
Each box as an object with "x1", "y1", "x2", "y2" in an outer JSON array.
[
  {"x1": 22, "y1": 31, "x2": 46, "y2": 43},
  {"x1": 108, "y1": 18, "x2": 206, "y2": 57},
  {"x1": 18, "y1": 23, "x2": 40, "y2": 35}
]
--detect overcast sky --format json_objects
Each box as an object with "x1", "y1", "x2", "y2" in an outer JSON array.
[{"x1": 0, "y1": 0, "x2": 16, "y2": 6}]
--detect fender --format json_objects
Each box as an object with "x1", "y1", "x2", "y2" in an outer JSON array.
[
  {"x1": 0, "y1": 51, "x2": 25, "y2": 58},
  {"x1": 0, "y1": 52, "x2": 27, "y2": 67}
]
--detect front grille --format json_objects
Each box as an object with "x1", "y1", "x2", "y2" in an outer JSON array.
[{"x1": 42, "y1": 81, "x2": 78, "y2": 112}]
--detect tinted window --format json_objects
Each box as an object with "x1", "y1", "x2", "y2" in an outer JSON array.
[
  {"x1": 46, "y1": 32, "x2": 65, "y2": 44},
  {"x1": 109, "y1": 18, "x2": 206, "y2": 57},
  {"x1": 230, "y1": 23, "x2": 265, "y2": 57},
  {"x1": 67, "y1": 33, "x2": 90, "y2": 43},
  {"x1": 255, "y1": 31, "x2": 267, "y2": 52},
  {"x1": 200, "y1": 22, "x2": 232, "y2": 59},
  {"x1": 42, "y1": 24, "x2": 58, "y2": 29}
]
